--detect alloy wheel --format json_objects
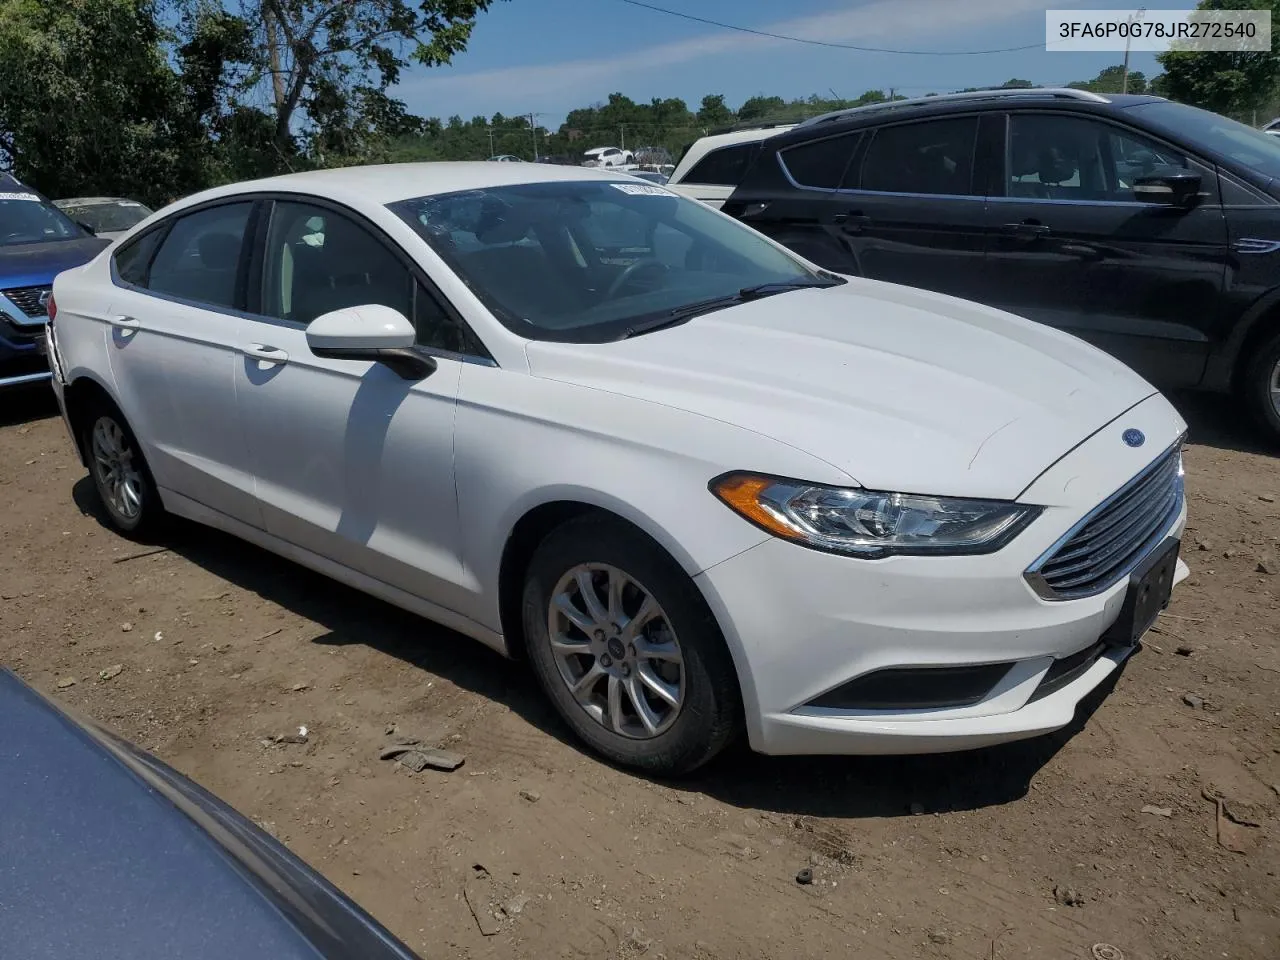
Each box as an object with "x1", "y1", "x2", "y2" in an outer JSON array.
[
  {"x1": 547, "y1": 563, "x2": 685, "y2": 739},
  {"x1": 91, "y1": 416, "x2": 144, "y2": 522},
  {"x1": 1270, "y1": 358, "x2": 1280, "y2": 419}
]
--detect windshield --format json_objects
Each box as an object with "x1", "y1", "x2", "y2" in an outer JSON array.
[
  {"x1": 0, "y1": 190, "x2": 84, "y2": 246},
  {"x1": 390, "y1": 180, "x2": 823, "y2": 342},
  {"x1": 1127, "y1": 100, "x2": 1280, "y2": 182},
  {"x1": 59, "y1": 199, "x2": 152, "y2": 233}
]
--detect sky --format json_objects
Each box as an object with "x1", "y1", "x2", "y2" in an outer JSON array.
[{"x1": 392, "y1": 0, "x2": 1182, "y2": 130}]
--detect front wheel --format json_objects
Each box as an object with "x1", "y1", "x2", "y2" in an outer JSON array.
[
  {"x1": 521, "y1": 516, "x2": 742, "y2": 776},
  {"x1": 1244, "y1": 331, "x2": 1280, "y2": 445}
]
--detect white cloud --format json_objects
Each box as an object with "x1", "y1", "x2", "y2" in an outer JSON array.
[{"x1": 396, "y1": 0, "x2": 1090, "y2": 112}]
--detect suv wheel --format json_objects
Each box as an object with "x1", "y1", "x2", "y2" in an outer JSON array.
[
  {"x1": 1244, "y1": 330, "x2": 1280, "y2": 444},
  {"x1": 521, "y1": 516, "x2": 742, "y2": 776}
]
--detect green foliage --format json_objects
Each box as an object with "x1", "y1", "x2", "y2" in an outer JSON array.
[
  {"x1": 1156, "y1": 0, "x2": 1280, "y2": 119},
  {"x1": 1069, "y1": 64, "x2": 1147, "y2": 94}
]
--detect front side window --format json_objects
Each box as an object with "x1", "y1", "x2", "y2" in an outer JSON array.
[
  {"x1": 390, "y1": 180, "x2": 830, "y2": 343},
  {"x1": 681, "y1": 143, "x2": 762, "y2": 186},
  {"x1": 0, "y1": 192, "x2": 85, "y2": 246},
  {"x1": 261, "y1": 200, "x2": 478, "y2": 353},
  {"x1": 1128, "y1": 99, "x2": 1280, "y2": 182},
  {"x1": 859, "y1": 117, "x2": 979, "y2": 196},
  {"x1": 1008, "y1": 114, "x2": 1192, "y2": 202},
  {"x1": 147, "y1": 202, "x2": 253, "y2": 309}
]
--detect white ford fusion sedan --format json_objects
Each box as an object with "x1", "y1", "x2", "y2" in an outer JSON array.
[{"x1": 46, "y1": 163, "x2": 1189, "y2": 774}]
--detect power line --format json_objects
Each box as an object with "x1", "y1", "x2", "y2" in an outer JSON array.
[{"x1": 614, "y1": 0, "x2": 1045, "y2": 56}]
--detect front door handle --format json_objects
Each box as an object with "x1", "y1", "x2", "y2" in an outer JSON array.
[
  {"x1": 106, "y1": 315, "x2": 140, "y2": 330},
  {"x1": 1002, "y1": 221, "x2": 1051, "y2": 239},
  {"x1": 834, "y1": 211, "x2": 871, "y2": 234},
  {"x1": 243, "y1": 343, "x2": 289, "y2": 365}
]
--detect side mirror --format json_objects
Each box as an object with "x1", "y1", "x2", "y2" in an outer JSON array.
[
  {"x1": 305, "y1": 304, "x2": 436, "y2": 381},
  {"x1": 1133, "y1": 172, "x2": 1201, "y2": 208}
]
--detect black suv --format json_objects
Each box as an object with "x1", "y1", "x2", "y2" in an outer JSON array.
[{"x1": 718, "y1": 89, "x2": 1280, "y2": 441}]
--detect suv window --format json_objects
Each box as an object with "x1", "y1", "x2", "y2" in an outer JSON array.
[
  {"x1": 147, "y1": 203, "x2": 253, "y2": 309},
  {"x1": 681, "y1": 143, "x2": 762, "y2": 186},
  {"x1": 779, "y1": 133, "x2": 862, "y2": 189},
  {"x1": 1008, "y1": 114, "x2": 1194, "y2": 202},
  {"x1": 859, "y1": 117, "x2": 979, "y2": 196},
  {"x1": 261, "y1": 200, "x2": 477, "y2": 353}
]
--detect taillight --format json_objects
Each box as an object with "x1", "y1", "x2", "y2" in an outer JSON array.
[{"x1": 46, "y1": 293, "x2": 56, "y2": 322}]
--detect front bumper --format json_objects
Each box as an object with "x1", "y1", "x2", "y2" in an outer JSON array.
[
  {"x1": 694, "y1": 393, "x2": 1189, "y2": 756},
  {"x1": 0, "y1": 312, "x2": 50, "y2": 388}
]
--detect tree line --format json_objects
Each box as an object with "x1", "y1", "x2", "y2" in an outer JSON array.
[{"x1": 2, "y1": 0, "x2": 1279, "y2": 206}]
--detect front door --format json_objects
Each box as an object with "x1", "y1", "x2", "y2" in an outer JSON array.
[
  {"x1": 236, "y1": 199, "x2": 483, "y2": 616},
  {"x1": 104, "y1": 200, "x2": 263, "y2": 524},
  {"x1": 981, "y1": 111, "x2": 1228, "y2": 388}
]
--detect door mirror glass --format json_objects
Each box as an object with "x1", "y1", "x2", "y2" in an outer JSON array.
[
  {"x1": 305, "y1": 305, "x2": 435, "y2": 380},
  {"x1": 1132, "y1": 172, "x2": 1202, "y2": 207}
]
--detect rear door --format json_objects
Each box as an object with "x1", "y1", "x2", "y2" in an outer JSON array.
[
  {"x1": 982, "y1": 110, "x2": 1228, "y2": 388},
  {"x1": 104, "y1": 200, "x2": 263, "y2": 524}
]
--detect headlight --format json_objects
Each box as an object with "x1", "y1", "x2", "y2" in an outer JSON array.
[{"x1": 710, "y1": 473, "x2": 1042, "y2": 558}]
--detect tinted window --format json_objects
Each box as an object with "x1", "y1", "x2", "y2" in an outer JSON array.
[
  {"x1": 779, "y1": 133, "x2": 861, "y2": 189},
  {"x1": 1008, "y1": 114, "x2": 1192, "y2": 202},
  {"x1": 147, "y1": 203, "x2": 252, "y2": 309},
  {"x1": 262, "y1": 200, "x2": 477, "y2": 353},
  {"x1": 681, "y1": 143, "x2": 762, "y2": 186},
  {"x1": 391, "y1": 180, "x2": 825, "y2": 342},
  {"x1": 113, "y1": 229, "x2": 164, "y2": 286},
  {"x1": 1128, "y1": 99, "x2": 1280, "y2": 181},
  {"x1": 860, "y1": 118, "x2": 979, "y2": 196}
]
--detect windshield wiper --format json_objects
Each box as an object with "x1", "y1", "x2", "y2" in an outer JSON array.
[{"x1": 619, "y1": 275, "x2": 845, "y2": 340}]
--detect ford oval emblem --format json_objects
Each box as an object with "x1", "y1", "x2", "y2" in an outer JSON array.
[{"x1": 1122, "y1": 428, "x2": 1146, "y2": 448}]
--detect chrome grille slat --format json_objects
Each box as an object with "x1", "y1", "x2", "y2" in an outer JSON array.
[
  {"x1": 1, "y1": 285, "x2": 52, "y2": 318},
  {"x1": 1027, "y1": 442, "x2": 1184, "y2": 600}
]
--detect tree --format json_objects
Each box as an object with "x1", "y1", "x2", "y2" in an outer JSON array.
[
  {"x1": 737, "y1": 95, "x2": 787, "y2": 122},
  {"x1": 696, "y1": 94, "x2": 735, "y2": 130},
  {"x1": 0, "y1": 0, "x2": 191, "y2": 203},
  {"x1": 1156, "y1": 0, "x2": 1280, "y2": 118},
  {"x1": 207, "y1": 0, "x2": 504, "y2": 153},
  {"x1": 1069, "y1": 64, "x2": 1146, "y2": 94}
]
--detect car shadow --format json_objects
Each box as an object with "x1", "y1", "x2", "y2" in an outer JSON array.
[
  {"x1": 1168, "y1": 390, "x2": 1277, "y2": 457},
  {"x1": 73, "y1": 478, "x2": 1123, "y2": 817},
  {"x1": 0, "y1": 383, "x2": 58, "y2": 428}
]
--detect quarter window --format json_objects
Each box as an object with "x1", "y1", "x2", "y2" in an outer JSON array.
[
  {"x1": 147, "y1": 203, "x2": 253, "y2": 309},
  {"x1": 1008, "y1": 114, "x2": 1194, "y2": 202},
  {"x1": 681, "y1": 143, "x2": 762, "y2": 186},
  {"x1": 859, "y1": 117, "x2": 979, "y2": 196},
  {"x1": 779, "y1": 133, "x2": 861, "y2": 189},
  {"x1": 113, "y1": 229, "x2": 164, "y2": 287}
]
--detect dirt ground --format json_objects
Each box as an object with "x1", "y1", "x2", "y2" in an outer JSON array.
[{"x1": 2, "y1": 386, "x2": 1278, "y2": 960}]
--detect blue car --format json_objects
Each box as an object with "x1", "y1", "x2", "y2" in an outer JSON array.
[
  {"x1": 1, "y1": 172, "x2": 109, "y2": 388},
  {"x1": 0, "y1": 668, "x2": 424, "y2": 960}
]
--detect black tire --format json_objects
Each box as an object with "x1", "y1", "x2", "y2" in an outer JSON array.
[
  {"x1": 80, "y1": 399, "x2": 164, "y2": 537},
  {"x1": 1244, "y1": 330, "x2": 1280, "y2": 445},
  {"x1": 521, "y1": 516, "x2": 742, "y2": 776}
]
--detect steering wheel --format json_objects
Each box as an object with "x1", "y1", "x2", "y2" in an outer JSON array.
[{"x1": 607, "y1": 258, "x2": 668, "y2": 298}]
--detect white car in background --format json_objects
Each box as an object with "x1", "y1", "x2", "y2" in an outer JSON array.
[
  {"x1": 667, "y1": 124, "x2": 796, "y2": 208},
  {"x1": 580, "y1": 146, "x2": 633, "y2": 168},
  {"x1": 47, "y1": 162, "x2": 1188, "y2": 774},
  {"x1": 53, "y1": 197, "x2": 154, "y2": 240}
]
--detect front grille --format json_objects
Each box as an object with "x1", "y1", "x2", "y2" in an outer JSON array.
[
  {"x1": 1028, "y1": 442, "x2": 1184, "y2": 600},
  {"x1": 1, "y1": 285, "x2": 52, "y2": 318},
  {"x1": 0, "y1": 310, "x2": 44, "y2": 343}
]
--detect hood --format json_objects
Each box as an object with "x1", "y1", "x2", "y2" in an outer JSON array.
[
  {"x1": 0, "y1": 236, "x2": 110, "y2": 290},
  {"x1": 525, "y1": 278, "x2": 1156, "y2": 500}
]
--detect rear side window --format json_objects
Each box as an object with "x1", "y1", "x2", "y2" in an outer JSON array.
[
  {"x1": 113, "y1": 229, "x2": 164, "y2": 286},
  {"x1": 147, "y1": 203, "x2": 253, "y2": 309},
  {"x1": 681, "y1": 143, "x2": 762, "y2": 186},
  {"x1": 779, "y1": 133, "x2": 862, "y2": 189},
  {"x1": 859, "y1": 117, "x2": 979, "y2": 196}
]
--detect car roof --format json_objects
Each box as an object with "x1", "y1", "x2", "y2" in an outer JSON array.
[
  {"x1": 54, "y1": 196, "x2": 136, "y2": 206},
  {"x1": 170, "y1": 161, "x2": 642, "y2": 210}
]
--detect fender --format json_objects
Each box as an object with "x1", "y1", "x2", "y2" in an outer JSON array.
[{"x1": 1202, "y1": 283, "x2": 1280, "y2": 392}]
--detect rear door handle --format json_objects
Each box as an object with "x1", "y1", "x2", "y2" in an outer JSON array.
[
  {"x1": 106, "y1": 315, "x2": 139, "y2": 330},
  {"x1": 243, "y1": 343, "x2": 289, "y2": 365},
  {"x1": 1002, "y1": 221, "x2": 1051, "y2": 238},
  {"x1": 834, "y1": 212, "x2": 871, "y2": 234}
]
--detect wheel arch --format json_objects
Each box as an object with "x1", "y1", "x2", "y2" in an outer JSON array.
[{"x1": 61, "y1": 374, "x2": 122, "y2": 467}]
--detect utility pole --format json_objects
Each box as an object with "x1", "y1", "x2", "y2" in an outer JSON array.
[
  {"x1": 1122, "y1": 7, "x2": 1146, "y2": 94},
  {"x1": 619, "y1": 124, "x2": 626, "y2": 150},
  {"x1": 487, "y1": 125, "x2": 494, "y2": 157},
  {"x1": 528, "y1": 113, "x2": 538, "y2": 161}
]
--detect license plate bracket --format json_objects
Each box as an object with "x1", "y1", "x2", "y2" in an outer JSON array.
[{"x1": 1102, "y1": 537, "x2": 1180, "y2": 647}]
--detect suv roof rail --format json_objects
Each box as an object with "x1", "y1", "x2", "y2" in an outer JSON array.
[
  {"x1": 795, "y1": 87, "x2": 1111, "y2": 128},
  {"x1": 705, "y1": 118, "x2": 800, "y2": 137}
]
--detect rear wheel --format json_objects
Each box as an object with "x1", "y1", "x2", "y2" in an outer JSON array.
[
  {"x1": 1244, "y1": 330, "x2": 1280, "y2": 445},
  {"x1": 521, "y1": 516, "x2": 741, "y2": 776},
  {"x1": 81, "y1": 401, "x2": 163, "y2": 537}
]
